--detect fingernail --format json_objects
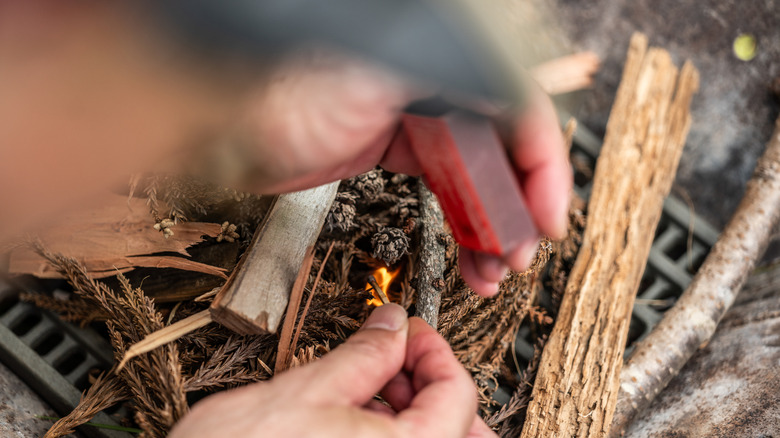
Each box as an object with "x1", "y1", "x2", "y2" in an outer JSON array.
[
  {"x1": 518, "y1": 239, "x2": 540, "y2": 269},
  {"x1": 363, "y1": 303, "x2": 407, "y2": 331},
  {"x1": 474, "y1": 252, "x2": 509, "y2": 283},
  {"x1": 479, "y1": 282, "x2": 501, "y2": 298}
]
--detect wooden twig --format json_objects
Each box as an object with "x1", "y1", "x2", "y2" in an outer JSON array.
[
  {"x1": 520, "y1": 33, "x2": 699, "y2": 438},
  {"x1": 275, "y1": 247, "x2": 316, "y2": 373},
  {"x1": 563, "y1": 117, "x2": 577, "y2": 153},
  {"x1": 367, "y1": 275, "x2": 390, "y2": 305},
  {"x1": 289, "y1": 242, "x2": 335, "y2": 361},
  {"x1": 117, "y1": 310, "x2": 213, "y2": 371},
  {"x1": 531, "y1": 51, "x2": 600, "y2": 96},
  {"x1": 414, "y1": 183, "x2": 446, "y2": 328},
  {"x1": 210, "y1": 182, "x2": 339, "y2": 334},
  {"x1": 610, "y1": 114, "x2": 780, "y2": 436}
]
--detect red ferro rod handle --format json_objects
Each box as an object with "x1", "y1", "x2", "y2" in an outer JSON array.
[{"x1": 402, "y1": 103, "x2": 536, "y2": 256}]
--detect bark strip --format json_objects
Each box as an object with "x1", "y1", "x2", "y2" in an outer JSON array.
[{"x1": 520, "y1": 33, "x2": 699, "y2": 438}]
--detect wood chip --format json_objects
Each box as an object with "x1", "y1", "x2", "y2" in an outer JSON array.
[{"x1": 117, "y1": 310, "x2": 213, "y2": 371}]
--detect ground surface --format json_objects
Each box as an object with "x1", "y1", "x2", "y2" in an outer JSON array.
[
  {"x1": 627, "y1": 268, "x2": 780, "y2": 437},
  {"x1": 0, "y1": 361, "x2": 59, "y2": 437},
  {"x1": 553, "y1": 0, "x2": 780, "y2": 232}
]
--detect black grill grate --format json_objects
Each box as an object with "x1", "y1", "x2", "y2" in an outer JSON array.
[{"x1": 0, "y1": 281, "x2": 131, "y2": 438}]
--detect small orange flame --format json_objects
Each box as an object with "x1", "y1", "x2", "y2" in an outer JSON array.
[{"x1": 365, "y1": 266, "x2": 401, "y2": 306}]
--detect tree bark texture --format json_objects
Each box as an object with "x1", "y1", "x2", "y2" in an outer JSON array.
[
  {"x1": 520, "y1": 33, "x2": 699, "y2": 438},
  {"x1": 611, "y1": 113, "x2": 780, "y2": 436},
  {"x1": 415, "y1": 183, "x2": 446, "y2": 328}
]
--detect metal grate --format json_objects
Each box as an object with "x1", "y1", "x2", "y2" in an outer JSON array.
[{"x1": 0, "y1": 281, "x2": 132, "y2": 438}]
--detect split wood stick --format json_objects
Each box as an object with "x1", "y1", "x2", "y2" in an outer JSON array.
[
  {"x1": 210, "y1": 182, "x2": 339, "y2": 335},
  {"x1": 117, "y1": 310, "x2": 213, "y2": 370},
  {"x1": 289, "y1": 243, "x2": 335, "y2": 359},
  {"x1": 610, "y1": 114, "x2": 780, "y2": 436},
  {"x1": 520, "y1": 33, "x2": 699, "y2": 438},
  {"x1": 414, "y1": 183, "x2": 446, "y2": 328},
  {"x1": 275, "y1": 247, "x2": 315, "y2": 373}
]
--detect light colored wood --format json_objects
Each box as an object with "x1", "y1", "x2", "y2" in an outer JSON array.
[
  {"x1": 531, "y1": 52, "x2": 600, "y2": 96},
  {"x1": 288, "y1": 243, "x2": 335, "y2": 366},
  {"x1": 611, "y1": 114, "x2": 780, "y2": 436},
  {"x1": 118, "y1": 310, "x2": 213, "y2": 371},
  {"x1": 210, "y1": 182, "x2": 339, "y2": 334},
  {"x1": 275, "y1": 247, "x2": 315, "y2": 373},
  {"x1": 520, "y1": 33, "x2": 699, "y2": 438}
]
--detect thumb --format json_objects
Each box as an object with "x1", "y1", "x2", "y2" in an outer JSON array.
[{"x1": 298, "y1": 303, "x2": 409, "y2": 406}]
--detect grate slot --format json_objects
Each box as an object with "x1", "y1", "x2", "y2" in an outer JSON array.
[
  {"x1": 18, "y1": 316, "x2": 56, "y2": 345},
  {"x1": 0, "y1": 301, "x2": 33, "y2": 327},
  {"x1": 648, "y1": 247, "x2": 695, "y2": 291},
  {"x1": 41, "y1": 336, "x2": 79, "y2": 364},
  {"x1": 31, "y1": 329, "x2": 66, "y2": 357},
  {"x1": 52, "y1": 347, "x2": 88, "y2": 376},
  {"x1": 639, "y1": 276, "x2": 673, "y2": 301},
  {"x1": 653, "y1": 226, "x2": 686, "y2": 254},
  {"x1": 9, "y1": 310, "x2": 43, "y2": 337},
  {"x1": 64, "y1": 356, "x2": 100, "y2": 386}
]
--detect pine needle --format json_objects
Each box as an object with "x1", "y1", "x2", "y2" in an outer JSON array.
[{"x1": 42, "y1": 372, "x2": 127, "y2": 438}]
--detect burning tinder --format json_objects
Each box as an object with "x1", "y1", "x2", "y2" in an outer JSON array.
[{"x1": 365, "y1": 266, "x2": 400, "y2": 306}]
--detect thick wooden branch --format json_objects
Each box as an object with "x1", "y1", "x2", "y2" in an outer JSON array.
[
  {"x1": 520, "y1": 33, "x2": 699, "y2": 438},
  {"x1": 210, "y1": 183, "x2": 339, "y2": 334},
  {"x1": 611, "y1": 114, "x2": 780, "y2": 436}
]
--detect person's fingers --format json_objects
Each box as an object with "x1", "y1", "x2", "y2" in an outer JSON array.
[
  {"x1": 290, "y1": 303, "x2": 409, "y2": 406},
  {"x1": 254, "y1": 124, "x2": 396, "y2": 194},
  {"x1": 378, "y1": 128, "x2": 424, "y2": 176},
  {"x1": 467, "y1": 415, "x2": 499, "y2": 438},
  {"x1": 458, "y1": 248, "x2": 500, "y2": 297},
  {"x1": 379, "y1": 371, "x2": 415, "y2": 412},
  {"x1": 363, "y1": 399, "x2": 396, "y2": 416},
  {"x1": 511, "y1": 85, "x2": 571, "y2": 240},
  {"x1": 396, "y1": 318, "x2": 478, "y2": 437},
  {"x1": 503, "y1": 237, "x2": 540, "y2": 273},
  {"x1": 233, "y1": 50, "x2": 415, "y2": 193},
  {"x1": 473, "y1": 252, "x2": 509, "y2": 283}
]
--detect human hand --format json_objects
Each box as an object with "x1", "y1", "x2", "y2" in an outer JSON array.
[
  {"x1": 0, "y1": 6, "x2": 568, "y2": 296},
  {"x1": 228, "y1": 53, "x2": 571, "y2": 297},
  {"x1": 169, "y1": 304, "x2": 496, "y2": 438}
]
